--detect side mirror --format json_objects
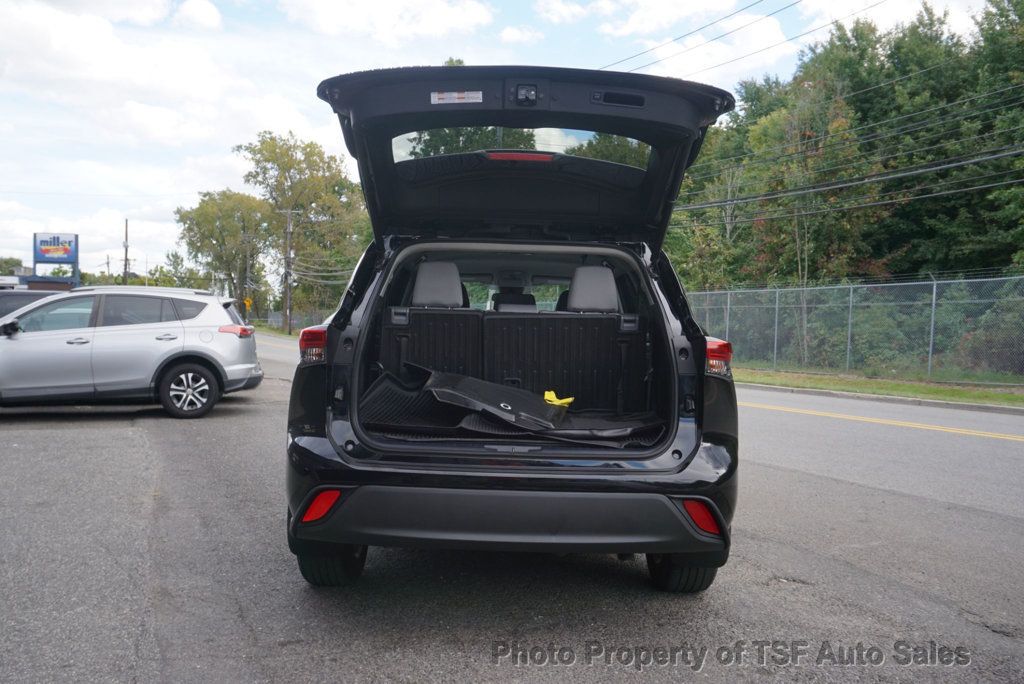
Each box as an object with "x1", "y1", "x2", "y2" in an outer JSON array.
[{"x1": 1, "y1": 319, "x2": 19, "y2": 337}]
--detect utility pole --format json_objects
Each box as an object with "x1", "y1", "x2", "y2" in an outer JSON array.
[
  {"x1": 122, "y1": 218, "x2": 129, "y2": 285},
  {"x1": 277, "y1": 209, "x2": 299, "y2": 335},
  {"x1": 106, "y1": 255, "x2": 111, "y2": 282}
]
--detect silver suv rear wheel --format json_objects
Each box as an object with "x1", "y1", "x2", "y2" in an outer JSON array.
[{"x1": 159, "y1": 363, "x2": 220, "y2": 418}]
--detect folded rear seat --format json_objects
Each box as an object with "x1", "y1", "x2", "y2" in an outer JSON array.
[
  {"x1": 380, "y1": 261, "x2": 483, "y2": 377},
  {"x1": 482, "y1": 267, "x2": 648, "y2": 412}
]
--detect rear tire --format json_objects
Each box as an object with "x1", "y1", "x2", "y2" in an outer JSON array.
[
  {"x1": 159, "y1": 363, "x2": 220, "y2": 418},
  {"x1": 646, "y1": 554, "x2": 717, "y2": 593},
  {"x1": 297, "y1": 546, "x2": 367, "y2": 587}
]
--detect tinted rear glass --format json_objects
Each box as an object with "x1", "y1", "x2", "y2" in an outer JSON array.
[
  {"x1": 0, "y1": 294, "x2": 47, "y2": 317},
  {"x1": 172, "y1": 298, "x2": 208, "y2": 320},
  {"x1": 100, "y1": 295, "x2": 172, "y2": 326},
  {"x1": 392, "y1": 127, "x2": 651, "y2": 168},
  {"x1": 224, "y1": 303, "x2": 244, "y2": 324}
]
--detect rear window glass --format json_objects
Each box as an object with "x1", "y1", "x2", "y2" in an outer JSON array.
[
  {"x1": 100, "y1": 295, "x2": 174, "y2": 326},
  {"x1": 224, "y1": 303, "x2": 244, "y2": 324},
  {"x1": 392, "y1": 127, "x2": 651, "y2": 168},
  {"x1": 172, "y1": 298, "x2": 208, "y2": 320},
  {"x1": 0, "y1": 294, "x2": 46, "y2": 317}
]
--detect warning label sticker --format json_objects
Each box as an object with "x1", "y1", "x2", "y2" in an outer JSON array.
[{"x1": 430, "y1": 90, "x2": 484, "y2": 104}]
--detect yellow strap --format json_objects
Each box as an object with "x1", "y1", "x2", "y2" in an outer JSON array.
[{"x1": 544, "y1": 390, "x2": 575, "y2": 406}]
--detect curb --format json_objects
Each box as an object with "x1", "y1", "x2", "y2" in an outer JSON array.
[{"x1": 735, "y1": 382, "x2": 1024, "y2": 416}]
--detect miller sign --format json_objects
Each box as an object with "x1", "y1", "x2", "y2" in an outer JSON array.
[{"x1": 33, "y1": 233, "x2": 78, "y2": 264}]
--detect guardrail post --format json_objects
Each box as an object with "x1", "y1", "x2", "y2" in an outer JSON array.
[
  {"x1": 772, "y1": 289, "x2": 780, "y2": 370},
  {"x1": 845, "y1": 285, "x2": 854, "y2": 372},
  {"x1": 927, "y1": 277, "x2": 938, "y2": 378}
]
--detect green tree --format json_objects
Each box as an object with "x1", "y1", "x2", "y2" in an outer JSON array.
[
  {"x1": 175, "y1": 190, "x2": 274, "y2": 307},
  {"x1": 0, "y1": 257, "x2": 22, "y2": 275},
  {"x1": 234, "y1": 131, "x2": 371, "y2": 318},
  {"x1": 565, "y1": 132, "x2": 650, "y2": 167}
]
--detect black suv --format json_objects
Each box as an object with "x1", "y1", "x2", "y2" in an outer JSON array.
[{"x1": 286, "y1": 66, "x2": 738, "y2": 592}]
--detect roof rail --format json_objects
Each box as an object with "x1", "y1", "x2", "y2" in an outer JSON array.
[{"x1": 71, "y1": 285, "x2": 213, "y2": 295}]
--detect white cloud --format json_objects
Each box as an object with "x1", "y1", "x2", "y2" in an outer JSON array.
[
  {"x1": 598, "y1": 1, "x2": 718, "y2": 37},
  {"x1": 638, "y1": 13, "x2": 798, "y2": 87},
  {"x1": 534, "y1": 0, "x2": 589, "y2": 23},
  {"x1": 35, "y1": 0, "x2": 174, "y2": 25},
  {"x1": 277, "y1": 0, "x2": 493, "y2": 44},
  {"x1": 173, "y1": 0, "x2": 223, "y2": 30},
  {"x1": 533, "y1": 128, "x2": 584, "y2": 152},
  {"x1": 500, "y1": 25, "x2": 544, "y2": 44},
  {"x1": 797, "y1": 0, "x2": 983, "y2": 39}
]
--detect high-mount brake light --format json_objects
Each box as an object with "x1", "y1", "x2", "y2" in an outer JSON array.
[
  {"x1": 705, "y1": 337, "x2": 732, "y2": 377},
  {"x1": 218, "y1": 324, "x2": 254, "y2": 338},
  {"x1": 299, "y1": 325, "x2": 328, "y2": 364},
  {"x1": 485, "y1": 152, "x2": 554, "y2": 162}
]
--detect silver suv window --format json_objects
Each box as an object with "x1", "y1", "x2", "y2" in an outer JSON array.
[
  {"x1": 99, "y1": 295, "x2": 176, "y2": 326},
  {"x1": 18, "y1": 296, "x2": 95, "y2": 332},
  {"x1": 171, "y1": 298, "x2": 208, "y2": 321}
]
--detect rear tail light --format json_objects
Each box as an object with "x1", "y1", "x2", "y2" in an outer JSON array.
[
  {"x1": 682, "y1": 499, "x2": 722, "y2": 536},
  {"x1": 301, "y1": 489, "x2": 341, "y2": 522},
  {"x1": 299, "y1": 325, "x2": 328, "y2": 364},
  {"x1": 705, "y1": 337, "x2": 732, "y2": 377},
  {"x1": 218, "y1": 324, "x2": 254, "y2": 338}
]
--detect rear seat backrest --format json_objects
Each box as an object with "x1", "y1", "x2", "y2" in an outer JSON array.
[
  {"x1": 482, "y1": 266, "x2": 646, "y2": 411},
  {"x1": 380, "y1": 261, "x2": 483, "y2": 377}
]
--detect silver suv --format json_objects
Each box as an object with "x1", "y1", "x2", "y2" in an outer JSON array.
[{"x1": 0, "y1": 286, "x2": 263, "y2": 418}]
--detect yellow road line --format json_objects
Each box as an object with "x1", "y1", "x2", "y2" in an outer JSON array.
[{"x1": 738, "y1": 401, "x2": 1024, "y2": 443}]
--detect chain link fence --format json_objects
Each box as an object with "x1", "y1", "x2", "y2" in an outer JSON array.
[{"x1": 688, "y1": 275, "x2": 1024, "y2": 384}]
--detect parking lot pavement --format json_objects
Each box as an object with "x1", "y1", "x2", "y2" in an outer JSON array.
[{"x1": 1, "y1": 344, "x2": 1022, "y2": 681}]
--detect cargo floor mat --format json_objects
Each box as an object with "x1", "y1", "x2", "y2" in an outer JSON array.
[{"x1": 359, "y1": 368, "x2": 665, "y2": 448}]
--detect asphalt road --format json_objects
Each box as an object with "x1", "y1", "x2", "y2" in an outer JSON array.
[{"x1": 2, "y1": 332, "x2": 1022, "y2": 682}]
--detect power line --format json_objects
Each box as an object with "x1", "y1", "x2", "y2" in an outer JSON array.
[
  {"x1": 673, "y1": 175, "x2": 1024, "y2": 227},
  {"x1": 675, "y1": 145, "x2": 1024, "y2": 211},
  {"x1": 682, "y1": 166, "x2": 1024, "y2": 225},
  {"x1": 689, "y1": 80, "x2": 1024, "y2": 172},
  {"x1": 678, "y1": 118, "x2": 1024, "y2": 200},
  {"x1": 600, "y1": 0, "x2": 770, "y2": 70},
  {"x1": 728, "y1": 56, "x2": 957, "y2": 117},
  {"x1": 684, "y1": 88, "x2": 1024, "y2": 188},
  {"x1": 623, "y1": 0, "x2": 803, "y2": 73},
  {"x1": 685, "y1": 94, "x2": 1024, "y2": 188},
  {"x1": 675, "y1": 0, "x2": 889, "y2": 79}
]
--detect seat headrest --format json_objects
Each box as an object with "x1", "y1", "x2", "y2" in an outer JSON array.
[
  {"x1": 566, "y1": 266, "x2": 619, "y2": 313},
  {"x1": 411, "y1": 262, "x2": 464, "y2": 307},
  {"x1": 554, "y1": 290, "x2": 569, "y2": 311},
  {"x1": 491, "y1": 292, "x2": 536, "y2": 312}
]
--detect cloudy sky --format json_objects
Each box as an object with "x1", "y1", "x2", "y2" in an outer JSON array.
[{"x1": 0, "y1": 0, "x2": 985, "y2": 275}]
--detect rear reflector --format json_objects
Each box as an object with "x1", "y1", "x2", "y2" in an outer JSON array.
[
  {"x1": 298, "y1": 325, "x2": 328, "y2": 364},
  {"x1": 485, "y1": 151, "x2": 554, "y2": 162},
  {"x1": 218, "y1": 324, "x2": 254, "y2": 338},
  {"x1": 301, "y1": 490, "x2": 341, "y2": 523},
  {"x1": 682, "y1": 500, "x2": 721, "y2": 536}
]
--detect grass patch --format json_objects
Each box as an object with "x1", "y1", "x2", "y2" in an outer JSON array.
[
  {"x1": 251, "y1": 321, "x2": 294, "y2": 337},
  {"x1": 733, "y1": 368, "x2": 1024, "y2": 408}
]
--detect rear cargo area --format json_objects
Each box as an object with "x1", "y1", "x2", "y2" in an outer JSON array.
[{"x1": 351, "y1": 244, "x2": 680, "y2": 450}]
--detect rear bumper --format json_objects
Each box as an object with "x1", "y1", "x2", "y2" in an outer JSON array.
[
  {"x1": 224, "y1": 362, "x2": 263, "y2": 393},
  {"x1": 289, "y1": 485, "x2": 728, "y2": 563}
]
